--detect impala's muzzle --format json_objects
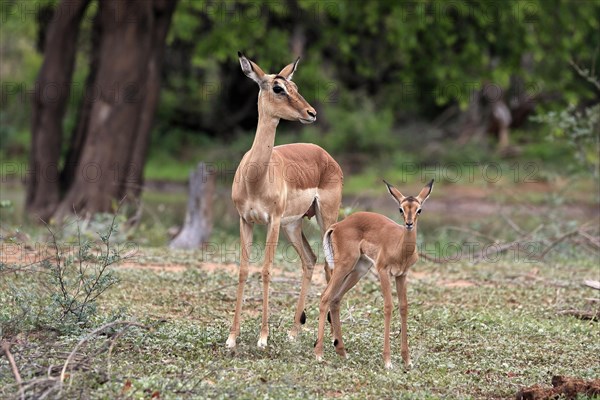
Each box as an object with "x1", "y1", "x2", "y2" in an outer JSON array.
[{"x1": 300, "y1": 107, "x2": 317, "y2": 124}]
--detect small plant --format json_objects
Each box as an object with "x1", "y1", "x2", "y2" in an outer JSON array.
[{"x1": 1, "y1": 212, "x2": 129, "y2": 336}]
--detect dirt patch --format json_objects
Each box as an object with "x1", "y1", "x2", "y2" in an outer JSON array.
[
  {"x1": 0, "y1": 246, "x2": 326, "y2": 285},
  {"x1": 516, "y1": 376, "x2": 600, "y2": 400},
  {"x1": 119, "y1": 262, "x2": 188, "y2": 273},
  {"x1": 439, "y1": 279, "x2": 477, "y2": 288}
]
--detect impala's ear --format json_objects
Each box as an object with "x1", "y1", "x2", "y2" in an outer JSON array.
[
  {"x1": 416, "y1": 179, "x2": 434, "y2": 204},
  {"x1": 278, "y1": 57, "x2": 300, "y2": 81},
  {"x1": 383, "y1": 179, "x2": 405, "y2": 206},
  {"x1": 238, "y1": 51, "x2": 266, "y2": 85}
]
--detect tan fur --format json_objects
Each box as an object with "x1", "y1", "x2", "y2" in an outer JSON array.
[
  {"x1": 315, "y1": 180, "x2": 433, "y2": 369},
  {"x1": 227, "y1": 53, "x2": 343, "y2": 349}
]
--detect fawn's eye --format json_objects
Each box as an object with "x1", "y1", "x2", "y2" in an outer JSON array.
[
  {"x1": 273, "y1": 86, "x2": 284, "y2": 94},
  {"x1": 399, "y1": 208, "x2": 404, "y2": 214},
  {"x1": 417, "y1": 209, "x2": 422, "y2": 215}
]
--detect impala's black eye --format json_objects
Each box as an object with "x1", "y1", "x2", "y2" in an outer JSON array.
[
  {"x1": 417, "y1": 209, "x2": 422, "y2": 215},
  {"x1": 273, "y1": 86, "x2": 284, "y2": 94},
  {"x1": 399, "y1": 208, "x2": 404, "y2": 214}
]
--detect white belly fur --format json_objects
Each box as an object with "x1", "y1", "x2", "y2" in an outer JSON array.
[
  {"x1": 240, "y1": 188, "x2": 318, "y2": 226},
  {"x1": 280, "y1": 188, "x2": 318, "y2": 226}
]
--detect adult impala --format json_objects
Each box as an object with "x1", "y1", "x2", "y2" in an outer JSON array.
[
  {"x1": 315, "y1": 179, "x2": 434, "y2": 369},
  {"x1": 226, "y1": 52, "x2": 343, "y2": 349}
]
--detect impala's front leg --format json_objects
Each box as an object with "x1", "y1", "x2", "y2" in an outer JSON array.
[
  {"x1": 379, "y1": 270, "x2": 394, "y2": 369},
  {"x1": 258, "y1": 216, "x2": 281, "y2": 348},
  {"x1": 227, "y1": 218, "x2": 254, "y2": 348},
  {"x1": 396, "y1": 274, "x2": 411, "y2": 368}
]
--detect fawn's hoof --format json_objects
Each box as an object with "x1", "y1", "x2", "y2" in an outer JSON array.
[
  {"x1": 225, "y1": 335, "x2": 236, "y2": 349},
  {"x1": 257, "y1": 337, "x2": 268, "y2": 348}
]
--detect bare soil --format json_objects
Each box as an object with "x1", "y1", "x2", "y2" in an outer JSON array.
[
  {"x1": 516, "y1": 376, "x2": 600, "y2": 400},
  {"x1": 1, "y1": 247, "x2": 479, "y2": 289}
]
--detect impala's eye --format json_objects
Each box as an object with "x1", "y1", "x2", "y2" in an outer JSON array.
[
  {"x1": 417, "y1": 209, "x2": 422, "y2": 215},
  {"x1": 273, "y1": 86, "x2": 284, "y2": 94},
  {"x1": 399, "y1": 208, "x2": 404, "y2": 214}
]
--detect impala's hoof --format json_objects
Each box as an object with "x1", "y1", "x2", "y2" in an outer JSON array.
[
  {"x1": 288, "y1": 330, "x2": 298, "y2": 341},
  {"x1": 385, "y1": 361, "x2": 393, "y2": 370},
  {"x1": 315, "y1": 354, "x2": 323, "y2": 362},
  {"x1": 257, "y1": 337, "x2": 268, "y2": 348},
  {"x1": 226, "y1": 336, "x2": 236, "y2": 348},
  {"x1": 404, "y1": 360, "x2": 413, "y2": 370}
]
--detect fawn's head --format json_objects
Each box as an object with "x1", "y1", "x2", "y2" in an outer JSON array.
[
  {"x1": 238, "y1": 52, "x2": 317, "y2": 124},
  {"x1": 384, "y1": 179, "x2": 434, "y2": 231}
]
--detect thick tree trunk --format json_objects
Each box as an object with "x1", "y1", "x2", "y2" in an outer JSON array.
[
  {"x1": 60, "y1": 9, "x2": 102, "y2": 194},
  {"x1": 169, "y1": 163, "x2": 216, "y2": 249},
  {"x1": 53, "y1": 0, "x2": 177, "y2": 220},
  {"x1": 26, "y1": 0, "x2": 91, "y2": 220},
  {"x1": 127, "y1": 0, "x2": 178, "y2": 199}
]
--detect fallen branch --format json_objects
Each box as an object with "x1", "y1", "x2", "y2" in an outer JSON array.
[
  {"x1": 472, "y1": 224, "x2": 544, "y2": 262},
  {"x1": 579, "y1": 230, "x2": 600, "y2": 249},
  {"x1": 557, "y1": 309, "x2": 599, "y2": 321},
  {"x1": 583, "y1": 280, "x2": 600, "y2": 290},
  {"x1": 537, "y1": 228, "x2": 586, "y2": 260},
  {"x1": 1, "y1": 340, "x2": 24, "y2": 400},
  {"x1": 60, "y1": 320, "x2": 149, "y2": 386}
]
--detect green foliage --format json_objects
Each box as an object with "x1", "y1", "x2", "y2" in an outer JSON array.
[
  {"x1": 531, "y1": 63, "x2": 600, "y2": 176},
  {"x1": 146, "y1": 0, "x2": 600, "y2": 177},
  {"x1": 532, "y1": 105, "x2": 600, "y2": 176}
]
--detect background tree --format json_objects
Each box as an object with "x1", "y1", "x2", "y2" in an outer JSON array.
[{"x1": 25, "y1": 0, "x2": 177, "y2": 220}]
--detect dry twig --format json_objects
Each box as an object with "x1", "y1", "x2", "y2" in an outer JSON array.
[
  {"x1": 1, "y1": 340, "x2": 24, "y2": 400},
  {"x1": 60, "y1": 320, "x2": 149, "y2": 386}
]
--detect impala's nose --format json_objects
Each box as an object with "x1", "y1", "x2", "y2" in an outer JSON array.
[
  {"x1": 307, "y1": 109, "x2": 316, "y2": 118},
  {"x1": 406, "y1": 222, "x2": 414, "y2": 230}
]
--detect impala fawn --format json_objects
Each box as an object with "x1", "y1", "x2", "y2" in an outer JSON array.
[{"x1": 315, "y1": 179, "x2": 434, "y2": 369}]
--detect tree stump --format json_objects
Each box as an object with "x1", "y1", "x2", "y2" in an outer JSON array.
[{"x1": 169, "y1": 163, "x2": 216, "y2": 249}]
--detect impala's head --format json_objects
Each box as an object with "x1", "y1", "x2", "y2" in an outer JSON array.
[
  {"x1": 383, "y1": 179, "x2": 434, "y2": 231},
  {"x1": 238, "y1": 51, "x2": 317, "y2": 124}
]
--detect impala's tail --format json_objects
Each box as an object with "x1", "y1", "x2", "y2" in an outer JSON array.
[{"x1": 323, "y1": 228, "x2": 335, "y2": 270}]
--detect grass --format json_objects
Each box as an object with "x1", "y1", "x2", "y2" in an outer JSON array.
[{"x1": 1, "y1": 248, "x2": 598, "y2": 399}]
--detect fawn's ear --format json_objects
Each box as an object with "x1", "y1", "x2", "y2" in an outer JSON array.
[
  {"x1": 383, "y1": 179, "x2": 405, "y2": 206},
  {"x1": 278, "y1": 57, "x2": 300, "y2": 81},
  {"x1": 238, "y1": 51, "x2": 266, "y2": 86},
  {"x1": 416, "y1": 179, "x2": 434, "y2": 204}
]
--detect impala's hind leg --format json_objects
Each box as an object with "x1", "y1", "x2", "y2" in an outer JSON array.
[
  {"x1": 329, "y1": 256, "x2": 372, "y2": 357},
  {"x1": 283, "y1": 220, "x2": 317, "y2": 340},
  {"x1": 314, "y1": 192, "x2": 341, "y2": 283},
  {"x1": 315, "y1": 241, "x2": 360, "y2": 361}
]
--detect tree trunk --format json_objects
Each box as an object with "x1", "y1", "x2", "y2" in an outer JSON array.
[
  {"x1": 28, "y1": 0, "x2": 176, "y2": 220},
  {"x1": 26, "y1": 0, "x2": 91, "y2": 220},
  {"x1": 61, "y1": 8, "x2": 102, "y2": 194},
  {"x1": 126, "y1": 0, "x2": 178, "y2": 199},
  {"x1": 169, "y1": 163, "x2": 216, "y2": 249}
]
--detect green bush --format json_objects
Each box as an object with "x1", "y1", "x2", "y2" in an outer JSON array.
[{"x1": 0, "y1": 215, "x2": 125, "y2": 336}]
